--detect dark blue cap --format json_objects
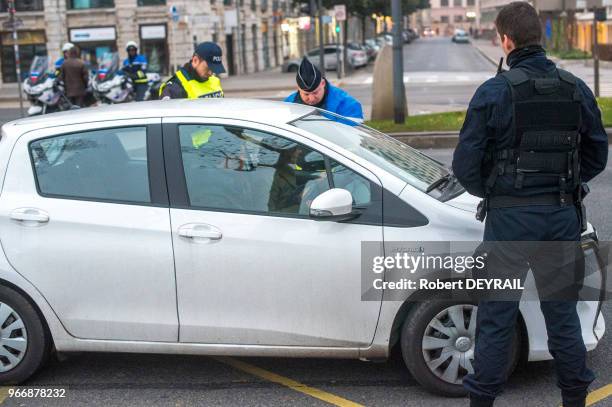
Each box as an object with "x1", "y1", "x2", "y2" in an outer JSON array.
[{"x1": 194, "y1": 42, "x2": 226, "y2": 75}]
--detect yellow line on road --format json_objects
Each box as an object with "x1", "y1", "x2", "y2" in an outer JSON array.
[
  {"x1": 214, "y1": 357, "x2": 365, "y2": 407},
  {"x1": 0, "y1": 387, "x2": 12, "y2": 404},
  {"x1": 586, "y1": 383, "x2": 612, "y2": 406}
]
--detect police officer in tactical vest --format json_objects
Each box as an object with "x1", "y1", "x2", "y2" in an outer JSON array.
[
  {"x1": 159, "y1": 42, "x2": 225, "y2": 99},
  {"x1": 452, "y1": 3, "x2": 608, "y2": 407}
]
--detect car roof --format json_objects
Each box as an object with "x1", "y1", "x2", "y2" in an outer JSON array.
[{"x1": 3, "y1": 98, "x2": 315, "y2": 135}]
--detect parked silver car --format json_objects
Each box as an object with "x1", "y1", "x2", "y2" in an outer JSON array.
[
  {"x1": 0, "y1": 100, "x2": 605, "y2": 396},
  {"x1": 282, "y1": 45, "x2": 368, "y2": 72}
]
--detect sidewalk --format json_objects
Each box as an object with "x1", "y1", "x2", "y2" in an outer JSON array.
[{"x1": 472, "y1": 39, "x2": 612, "y2": 97}]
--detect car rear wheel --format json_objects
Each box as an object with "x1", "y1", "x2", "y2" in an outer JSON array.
[
  {"x1": 0, "y1": 286, "x2": 50, "y2": 384},
  {"x1": 400, "y1": 300, "x2": 520, "y2": 397}
]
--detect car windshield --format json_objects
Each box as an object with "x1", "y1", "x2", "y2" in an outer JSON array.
[{"x1": 291, "y1": 111, "x2": 449, "y2": 192}]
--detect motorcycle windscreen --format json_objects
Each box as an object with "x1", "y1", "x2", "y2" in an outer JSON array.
[
  {"x1": 28, "y1": 56, "x2": 50, "y2": 84},
  {"x1": 96, "y1": 52, "x2": 120, "y2": 81}
]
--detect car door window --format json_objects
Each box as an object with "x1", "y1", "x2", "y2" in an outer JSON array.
[
  {"x1": 329, "y1": 160, "x2": 372, "y2": 207},
  {"x1": 178, "y1": 125, "x2": 329, "y2": 216},
  {"x1": 29, "y1": 126, "x2": 150, "y2": 203},
  {"x1": 324, "y1": 48, "x2": 337, "y2": 54}
]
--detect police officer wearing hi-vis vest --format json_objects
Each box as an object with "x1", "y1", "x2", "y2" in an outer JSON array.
[
  {"x1": 159, "y1": 42, "x2": 224, "y2": 99},
  {"x1": 452, "y1": 2, "x2": 607, "y2": 407}
]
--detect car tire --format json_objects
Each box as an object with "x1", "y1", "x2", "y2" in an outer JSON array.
[
  {"x1": 400, "y1": 299, "x2": 520, "y2": 397},
  {"x1": 0, "y1": 285, "x2": 50, "y2": 384}
]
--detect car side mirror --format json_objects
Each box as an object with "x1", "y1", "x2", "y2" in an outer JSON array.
[{"x1": 309, "y1": 188, "x2": 360, "y2": 221}]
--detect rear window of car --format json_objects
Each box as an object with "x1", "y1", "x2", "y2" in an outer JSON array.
[{"x1": 29, "y1": 126, "x2": 151, "y2": 204}]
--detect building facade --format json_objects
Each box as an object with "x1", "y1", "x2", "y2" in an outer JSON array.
[
  {"x1": 424, "y1": 0, "x2": 480, "y2": 36},
  {"x1": 0, "y1": 0, "x2": 303, "y2": 85}
]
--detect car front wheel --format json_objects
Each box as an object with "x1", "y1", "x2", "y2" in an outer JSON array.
[
  {"x1": 0, "y1": 286, "x2": 50, "y2": 384},
  {"x1": 400, "y1": 300, "x2": 520, "y2": 397}
]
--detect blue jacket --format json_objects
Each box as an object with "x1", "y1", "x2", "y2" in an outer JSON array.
[
  {"x1": 452, "y1": 48, "x2": 608, "y2": 198},
  {"x1": 285, "y1": 83, "x2": 364, "y2": 122},
  {"x1": 122, "y1": 54, "x2": 148, "y2": 75}
]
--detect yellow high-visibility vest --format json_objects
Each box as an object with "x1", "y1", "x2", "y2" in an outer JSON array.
[{"x1": 159, "y1": 69, "x2": 224, "y2": 99}]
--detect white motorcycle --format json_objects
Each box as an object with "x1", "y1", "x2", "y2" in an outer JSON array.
[
  {"x1": 22, "y1": 56, "x2": 74, "y2": 116},
  {"x1": 92, "y1": 52, "x2": 161, "y2": 104}
]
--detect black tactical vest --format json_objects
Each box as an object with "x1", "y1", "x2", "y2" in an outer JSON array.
[{"x1": 484, "y1": 67, "x2": 583, "y2": 207}]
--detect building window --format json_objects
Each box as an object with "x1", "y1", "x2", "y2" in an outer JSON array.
[
  {"x1": 467, "y1": 0, "x2": 475, "y2": 5},
  {"x1": 454, "y1": 15, "x2": 463, "y2": 22},
  {"x1": 440, "y1": 0, "x2": 448, "y2": 6},
  {"x1": 223, "y1": 0, "x2": 232, "y2": 4},
  {"x1": 137, "y1": 0, "x2": 166, "y2": 5},
  {"x1": 140, "y1": 24, "x2": 169, "y2": 75},
  {"x1": 261, "y1": 0, "x2": 268, "y2": 12},
  {"x1": 0, "y1": 31, "x2": 47, "y2": 83},
  {"x1": 453, "y1": 0, "x2": 462, "y2": 6},
  {"x1": 251, "y1": 0, "x2": 256, "y2": 11},
  {"x1": 440, "y1": 16, "x2": 449, "y2": 23},
  {"x1": 1, "y1": 0, "x2": 44, "y2": 11},
  {"x1": 68, "y1": 0, "x2": 114, "y2": 9}
]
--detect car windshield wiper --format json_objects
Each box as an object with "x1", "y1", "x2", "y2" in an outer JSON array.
[{"x1": 425, "y1": 172, "x2": 453, "y2": 193}]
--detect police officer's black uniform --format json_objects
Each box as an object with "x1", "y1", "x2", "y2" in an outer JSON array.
[{"x1": 452, "y1": 43, "x2": 607, "y2": 407}]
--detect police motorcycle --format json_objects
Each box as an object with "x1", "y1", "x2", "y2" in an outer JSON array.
[
  {"x1": 22, "y1": 56, "x2": 74, "y2": 116},
  {"x1": 92, "y1": 52, "x2": 133, "y2": 104},
  {"x1": 92, "y1": 52, "x2": 161, "y2": 104}
]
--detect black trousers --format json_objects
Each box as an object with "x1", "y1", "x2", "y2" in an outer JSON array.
[{"x1": 463, "y1": 205, "x2": 594, "y2": 407}]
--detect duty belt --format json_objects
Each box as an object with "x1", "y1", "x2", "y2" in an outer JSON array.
[{"x1": 488, "y1": 193, "x2": 574, "y2": 209}]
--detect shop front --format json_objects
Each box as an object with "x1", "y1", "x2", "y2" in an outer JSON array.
[
  {"x1": 139, "y1": 24, "x2": 169, "y2": 75},
  {"x1": 0, "y1": 30, "x2": 47, "y2": 83},
  {"x1": 69, "y1": 26, "x2": 117, "y2": 69}
]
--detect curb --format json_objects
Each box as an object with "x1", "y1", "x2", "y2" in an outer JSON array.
[
  {"x1": 473, "y1": 44, "x2": 499, "y2": 68},
  {"x1": 389, "y1": 129, "x2": 612, "y2": 149}
]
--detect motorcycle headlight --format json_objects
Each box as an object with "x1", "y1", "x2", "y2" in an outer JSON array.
[{"x1": 97, "y1": 81, "x2": 113, "y2": 92}]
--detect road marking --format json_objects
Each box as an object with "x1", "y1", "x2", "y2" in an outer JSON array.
[
  {"x1": 214, "y1": 357, "x2": 365, "y2": 407},
  {"x1": 0, "y1": 387, "x2": 12, "y2": 404},
  {"x1": 586, "y1": 383, "x2": 612, "y2": 406}
]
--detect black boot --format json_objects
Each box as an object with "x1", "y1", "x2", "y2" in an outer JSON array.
[
  {"x1": 562, "y1": 390, "x2": 587, "y2": 407},
  {"x1": 469, "y1": 393, "x2": 494, "y2": 407}
]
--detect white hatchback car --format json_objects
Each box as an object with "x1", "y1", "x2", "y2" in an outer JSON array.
[{"x1": 0, "y1": 100, "x2": 605, "y2": 396}]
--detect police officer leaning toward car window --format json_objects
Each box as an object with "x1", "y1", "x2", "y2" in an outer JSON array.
[
  {"x1": 285, "y1": 57, "x2": 364, "y2": 123},
  {"x1": 159, "y1": 42, "x2": 225, "y2": 100},
  {"x1": 452, "y1": 3, "x2": 607, "y2": 407}
]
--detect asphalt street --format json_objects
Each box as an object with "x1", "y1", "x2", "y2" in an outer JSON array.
[{"x1": 224, "y1": 37, "x2": 496, "y2": 117}]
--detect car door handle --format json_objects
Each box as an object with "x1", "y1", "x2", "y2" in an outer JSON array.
[
  {"x1": 10, "y1": 208, "x2": 49, "y2": 224},
  {"x1": 177, "y1": 223, "x2": 222, "y2": 241}
]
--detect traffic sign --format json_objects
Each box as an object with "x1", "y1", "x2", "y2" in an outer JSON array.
[
  {"x1": 334, "y1": 5, "x2": 346, "y2": 21},
  {"x1": 169, "y1": 5, "x2": 179, "y2": 23},
  {"x1": 2, "y1": 18, "x2": 23, "y2": 30}
]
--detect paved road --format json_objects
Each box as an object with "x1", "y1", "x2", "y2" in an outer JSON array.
[
  {"x1": 0, "y1": 148, "x2": 607, "y2": 407},
  {"x1": 232, "y1": 37, "x2": 495, "y2": 117}
]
